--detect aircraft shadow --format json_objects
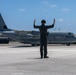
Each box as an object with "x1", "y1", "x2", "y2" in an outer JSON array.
[{"x1": 10, "y1": 45, "x2": 33, "y2": 48}]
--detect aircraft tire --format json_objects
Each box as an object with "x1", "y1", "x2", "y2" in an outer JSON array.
[
  {"x1": 31, "y1": 44, "x2": 35, "y2": 46},
  {"x1": 66, "y1": 43, "x2": 70, "y2": 46},
  {"x1": 36, "y1": 44, "x2": 40, "y2": 46}
]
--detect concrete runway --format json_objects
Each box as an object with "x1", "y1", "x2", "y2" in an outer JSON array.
[{"x1": 0, "y1": 42, "x2": 76, "y2": 75}]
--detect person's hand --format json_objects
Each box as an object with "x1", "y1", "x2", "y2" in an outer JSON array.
[
  {"x1": 53, "y1": 18, "x2": 55, "y2": 24},
  {"x1": 34, "y1": 19, "x2": 36, "y2": 25}
]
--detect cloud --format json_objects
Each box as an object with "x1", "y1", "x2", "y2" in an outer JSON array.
[
  {"x1": 50, "y1": 4, "x2": 58, "y2": 8},
  {"x1": 42, "y1": 1, "x2": 49, "y2": 5},
  {"x1": 18, "y1": 8, "x2": 26, "y2": 12},
  {"x1": 42, "y1": 1, "x2": 58, "y2": 8},
  {"x1": 58, "y1": 18, "x2": 64, "y2": 22},
  {"x1": 62, "y1": 8, "x2": 71, "y2": 12}
]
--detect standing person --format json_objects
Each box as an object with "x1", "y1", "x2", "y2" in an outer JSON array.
[{"x1": 33, "y1": 19, "x2": 55, "y2": 58}]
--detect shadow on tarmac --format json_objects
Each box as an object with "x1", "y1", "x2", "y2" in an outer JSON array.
[
  {"x1": 10, "y1": 45, "x2": 33, "y2": 48},
  {"x1": 27, "y1": 57, "x2": 49, "y2": 60}
]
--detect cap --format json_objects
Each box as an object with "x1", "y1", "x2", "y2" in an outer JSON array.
[{"x1": 41, "y1": 19, "x2": 46, "y2": 23}]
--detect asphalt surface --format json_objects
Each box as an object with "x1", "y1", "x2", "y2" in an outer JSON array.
[{"x1": 0, "y1": 42, "x2": 76, "y2": 75}]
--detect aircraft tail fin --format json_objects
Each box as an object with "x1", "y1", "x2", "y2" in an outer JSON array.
[{"x1": 0, "y1": 13, "x2": 9, "y2": 31}]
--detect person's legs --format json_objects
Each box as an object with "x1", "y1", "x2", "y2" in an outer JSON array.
[
  {"x1": 44, "y1": 43, "x2": 47, "y2": 57},
  {"x1": 40, "y1": 39, "x2": 44, "y2": 58},
  {"x1": 44, "y1": 38, "x2": 49, "y2": 58}
]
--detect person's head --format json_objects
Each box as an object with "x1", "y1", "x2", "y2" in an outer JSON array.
[{"x1": 41, "y1": 19, "x2": 46, "y2": 25}]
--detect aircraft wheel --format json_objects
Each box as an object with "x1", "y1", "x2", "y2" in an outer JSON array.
[
  {"x1": 31, "y1": 44, "x2": 35, "y2": 46},
  {"x1": 36, "y1": 44, "x2": 40, "y2": 46},
  {"x1": 66, "y1": 43, "x2": 70, "y2": 46}
]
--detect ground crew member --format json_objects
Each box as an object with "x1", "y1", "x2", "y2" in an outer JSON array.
[{"x1": 33, "y1": 19, "x2": 55, "y2": 58}]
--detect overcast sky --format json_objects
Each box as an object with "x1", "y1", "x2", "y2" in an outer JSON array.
[{"x1": 0, "y1": 0, "x2": 76, "y2": 33}]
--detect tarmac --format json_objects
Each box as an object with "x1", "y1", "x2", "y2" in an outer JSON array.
[{"x1": 0, "y1": 42, "x2": 76, "y2": 75}]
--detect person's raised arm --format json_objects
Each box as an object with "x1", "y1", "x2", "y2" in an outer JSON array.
[
  {"x1": 53, "y1": 18, "x2": 55, "y2": 25},
  {"x1": 46, "y1": 18, "x2": 55, "y2": 29},
  {"x1": 33, "y1": 19, "x2": 39, "y2": 28}
]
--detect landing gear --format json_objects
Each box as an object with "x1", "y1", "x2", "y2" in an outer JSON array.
[
  {"x1": 31, "y1": 44, "x2": 40, "y2": 46},
  {"x1": 31, "y1": 44, "x2": 35, "y2": 46},
  {"x1": 66, "y1": 43, "x2": 70, "y2": 46}
]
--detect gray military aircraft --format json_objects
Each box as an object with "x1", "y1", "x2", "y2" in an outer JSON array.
[
  {"x1": 0, "y1": 13, "x2": 76, "y2": 46},
  {"x1": 30, "y1": 31, "x2": 76, "y2": 46},
  {"x1": 0, "y1": 13, "x2": 40, "y2": 46}
]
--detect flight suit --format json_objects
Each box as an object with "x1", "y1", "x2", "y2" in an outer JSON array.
[{"x1": 34, "y1": 24, "x2": 54, "y2": 58}]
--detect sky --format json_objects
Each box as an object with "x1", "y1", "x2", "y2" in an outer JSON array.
[{"x1": 0, "y1": 0, "x2": 76, "y2": 33}]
